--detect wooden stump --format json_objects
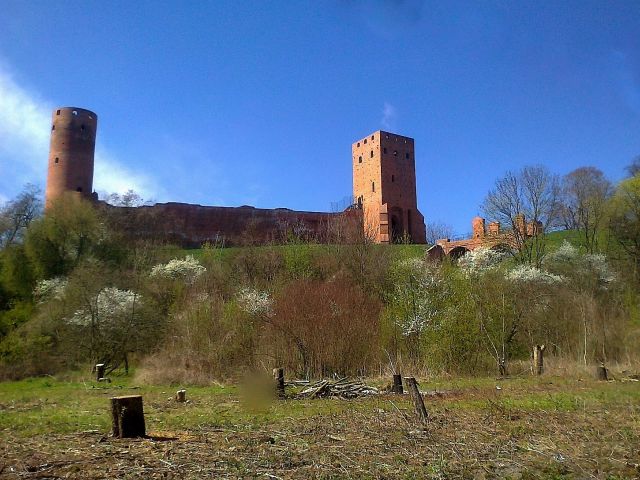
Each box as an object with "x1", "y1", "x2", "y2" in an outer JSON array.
[
  {"x1": 273, "y1": 368, "x2": 285, "y2": 398},
  {"x1": 95, "y1": 363, "x2": 106, "y2": 381},
  {"x1": 596, "y1": 363, "x2": 608, "y2": 381},
  {"x1": 532, "y1": 345, "x2": 545, "y2": 375},
  {"x1": 111, "y1": 395, "x2": 146, "y2": 438},
  {"x1": 391, "y1": 374, "x2": 403, "y2": 394},
  {"x1": 176, "y1": 389, "x2": 186, "y2": 402},
  {"x1": 404, "y1": 377, "x2": 428, "y2": 425}
]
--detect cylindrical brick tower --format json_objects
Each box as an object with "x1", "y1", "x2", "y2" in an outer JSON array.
[{"x1": 45, "y1": 107, "x2": 98, "y2": 209}]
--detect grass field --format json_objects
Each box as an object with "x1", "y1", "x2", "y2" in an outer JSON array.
[{"x1": 1, "y1": 370, "x2": 639, "y2": 479}]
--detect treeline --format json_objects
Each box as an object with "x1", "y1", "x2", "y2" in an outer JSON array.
[{"x1": 0, "y1": 161, "x2": 639, "y2": 382}]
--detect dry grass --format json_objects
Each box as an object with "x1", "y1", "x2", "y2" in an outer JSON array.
[{"x1": 1, "y1": 373, "x2": 639, "y2": 479}]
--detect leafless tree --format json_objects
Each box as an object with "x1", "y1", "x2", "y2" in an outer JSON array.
[
  {"x1": 482, "y1": 166, "x2": 561, "y2": 266},
  {"x1": 625, "y1": 155, "x2": 640, "y2": 178},
  {"x1": 561, "y1": 167, "x2": 612, "y2": 253},
  {"x1": 0, "y1": 184, "x2": 43, "y2": 249},
  {"x1": 425, "y1": 220, "x2": 454, "y2": 245}
]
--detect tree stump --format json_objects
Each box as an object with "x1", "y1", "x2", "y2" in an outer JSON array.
[
  {"x1": 532, "y1": 345, "x2": 545, "y2": 375},
  {"x1": 404, "y1": 377, "x2": 428, "y2": 425},
  {"x1": 273, "y1": 368, "x2": 285, "y2": 398},
  {"x1": 176, "y1": 389, "x2": 186, "y2": 402},
  {"x1": 95, "y1": 363, "x2": 106, "y2": 381},
  {"x1": 596, "y1": 363, "x2": 608, "y2": 381},
  {"x1": 391, "y1": 374, "x2": 403, "y2": 394},
  {"x1": 111, "y1": 395, "x2": 146, "y2": 438}
]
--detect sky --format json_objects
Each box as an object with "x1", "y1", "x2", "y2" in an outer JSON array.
[{"x1": 0, "y1": 1, "x2": 639, "y2": 234}]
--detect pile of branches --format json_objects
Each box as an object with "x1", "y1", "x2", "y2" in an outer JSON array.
[{"x1": 296, "y1": 378, "x2": 379, "y2": 399}]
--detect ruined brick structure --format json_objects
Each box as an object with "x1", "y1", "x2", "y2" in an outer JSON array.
[
  {"x1": 430, "y1": 214, "x2": 542, "y2": 259},
  {"x1": 352, "y1": 131, "x2": 426, "y2": 244},
  {"x1": 45, "y1": 108, "x2": 426, "y2": 246},
  {"x1": 45, "y1": 107, "x2": 97, "y2": 209}
]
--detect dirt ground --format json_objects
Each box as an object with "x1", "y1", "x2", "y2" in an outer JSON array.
[{"x1": 1, "y1": 377, "x2": 639, "y2": 479}]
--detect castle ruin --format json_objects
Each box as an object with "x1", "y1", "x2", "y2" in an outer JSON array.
[{"x1": 45, "y1": 107, "x2": 427, "y2": 246}]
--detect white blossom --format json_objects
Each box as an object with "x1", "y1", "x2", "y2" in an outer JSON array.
[
  {"x1": 150, "y1": 255, "x2": 206, "y2": 284},
  {"x1": 505, "y1": 265, "x2": 564, "y2": 285},
  {"x1": 544, "y1": 241, "x2": 615, "y2": 289},
  {"x1": 68, "y1": 287, "x2": 140, "y2": 327},
  {"x1": 237, "y1": 288, "x2": 273, "y2": 317},
  {"x1": 34, "y1": 277, "x2": 67, "y2": 302},
  {"x1": 458, "y1": 247, "x2": 506, "y2": 277}
]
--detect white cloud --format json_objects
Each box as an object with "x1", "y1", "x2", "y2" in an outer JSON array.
[
  {"x1": 0, "y1": 61, "x2": 159, "y2": 201},
  {"x1": 381, "y1": 102, "x2": 397, "y2": 130}
]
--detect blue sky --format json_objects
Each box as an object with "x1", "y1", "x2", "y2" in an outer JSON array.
[{"x1": 0, "y1": 1, "x2": 639, "y2": 234}]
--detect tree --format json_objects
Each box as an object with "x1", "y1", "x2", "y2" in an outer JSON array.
[
  {"x1": 482, "y1": 166, "x2": 561, "y2": 266},
  {"x1": 625, "y1": 156, "x2": 640, "y2": 178},
  {"x1": 608, "y1": 175, "x2": 640, "y2": 274},
  {"x1": 561, "y1": 167, "x2": 612, "y2": 252},
  {"x1": 425, "y1": 220, "x2": 454, "y2": 245},
  {"x1": 0, "y1": 185, "x2": 43, "y2": 250}
]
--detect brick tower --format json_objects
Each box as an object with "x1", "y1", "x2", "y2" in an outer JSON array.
[
  {"x1": 45, "y1": 107, "x2": 97, "y2": 209},
  {"x1": 352, "y1": 130, "x2": 426, "y2": 243}
]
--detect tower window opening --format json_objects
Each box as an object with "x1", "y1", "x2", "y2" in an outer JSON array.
[
  {"x1": 372, "y1": 181, "x2": 375, "y2": 192},
  {"x1": 405, "y1": 153, "x2": 409, "y2": 159},
  {"x1": 54, "y1": 157, "x2": 59, "y2": 164},
  {"x1": 76, "y1": 187, "x2": 83, "y2": 192},
  {"x1": 371, "y1": 135, "x2": 374, "y2": 140},
  {"x1": 364, "y1": 139, "x2": 367, "y2": 144},
  {"x1": 357, "y1": 142, "x2": 360, "y2": 147},
  {"x1": 385, "y1": 134, "x2": 389, "y2": 139},
  {"x1": 80, "y1": 125, "x2": 85, "y2": 131},
  {"x1": 383, "y1": 147, "x2": 387, "y2": 154},
  {"x1": 393, "y1": 150, "x2": 398, "y2": 156},
  {"x1": 392, "y1": 174, "x2": 395, "y2": 182},
  {"x1": 358, "y1": 155, "x2": 362, "y2": 163},
  {"x1": 56, "y1": 109, "x2": 60, "y2": 115},
  {"x1": 370, "y1": 150, "x2": 374, "y2": 158},
  {"x1": 72, "y1": 110, "x2": 78, "y2": 116},
  {"x1": 404, "y1": 139, "x2": 407, "y2": 143},
  {"x1": 51, "y1": 125, "x2": 55, "y2": 131}
]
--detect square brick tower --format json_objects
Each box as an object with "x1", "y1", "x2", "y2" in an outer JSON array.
[{"x1": 352, "y1": 131, "x2": 426, "y2": 244}]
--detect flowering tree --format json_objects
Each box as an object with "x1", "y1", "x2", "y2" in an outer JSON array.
[{"x1": 150, "y1": 255, "x2": 206, "y2": 285}]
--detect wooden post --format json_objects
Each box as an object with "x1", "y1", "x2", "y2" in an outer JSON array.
[
  {"x1": 95, "y1": 363, "x2": 105, "y2": 381},
  {"x1": 532, "y1": 345, "x2": 545, "y2": 375},
  {"x1": 111, "y1": 395, "x2": 146, "y2": 438},
  {"x1": 596, "y1": 363, "x2": 608, "y2": 381},
  {"x1": 176, "y1": 389, "x2": 186, "y2": 402},
  {"x1": 391, "y1": 374, "x2": 403, "y2": 394},
  {"x1": 273, "y1": 367, "x2": 285, "y2": 398},
  {"x1": 404, "y1": 377, "x2": 428, "y2": 425}
]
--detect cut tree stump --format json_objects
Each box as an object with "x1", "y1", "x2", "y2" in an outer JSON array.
[
  {"x1": 391, "y1": 374, "x2": 403, "y2": 394},
  {"x1": 95, "y1": 363, "x2": 105, "y2": 381},
  {"x1": 596, "y1": 363, "x2": 609, "y2": 381},
  {"x1": 176, "y1": 389, "x2": 186, "y2": 402},
  {"x1": 111, "y1": 395, "x2": 146, "y2": 438},
  {"x1": 273, "y1": 368, "x2": 285, "y2": 398},
  {"x1": 404, "y1": 377, "x2": 428, "y2": 425},
  {"x1": 532, "y1": 345, "x2": 545, "y2": 375}
]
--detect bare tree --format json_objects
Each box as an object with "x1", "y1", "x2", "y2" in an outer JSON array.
[
  {"x1": 425, "y1": 220, "x2": 454, "y2": 245},
  {"x1": 561, "y1": 167, "x2": 612, "y2": 253},
  {"x1": 482, "y1": 166, "x2": 561, "y2": 266},
  {"x1": 0, "y1": 184, "x2": 43, "y2": 249},
  {"x1": 625, "y1": 155, "x2": 640, "y2": 178}
]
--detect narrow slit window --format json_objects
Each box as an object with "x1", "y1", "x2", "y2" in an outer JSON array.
[
  {"x1": 54, "y1": 157, "x2": 59, "y2": 164},
  {"x1": 370, "y1": 150, "x2": 374, "y2": 158},
  {"x1": 383, "y1": 147, "x2": 387, "y2": 154},
  {"x1": 372, "y1": 181, "x2": 375, "y2": 192},
  {"x1": 51, "y1": 125, "x2": 55, "y2": 131},
  {"x1": 405, "y1": 153, "x2": 409, "y2": 159},
  {"x1": 364, "y1": 139, "x2": 367, "y2": 144},
  {"x1": 357, "y1": 142, "x2": 360, "y2": 147},
  {"x1": 80, "y1": 125, "x2": 85, "y2": 132},
  {"x1": 56, "y1": 109, "x2": 60, "y2": 115},
  {"x1": 391, "y1": 175, "x2": 395, "y2": 182},
  {"x1": 358, "y1": 155, "x2": 362, "y2": 163},
  {"x1": 371, "y1": 135, "x2": 374, "y2": 140},
  {"x1": 393, "y1": 150, "x2": 398, "y2": 156}
]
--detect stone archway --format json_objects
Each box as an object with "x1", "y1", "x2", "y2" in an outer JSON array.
[{"x1": 449, "y1": 246, "x2": 470, "y2": 259}]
